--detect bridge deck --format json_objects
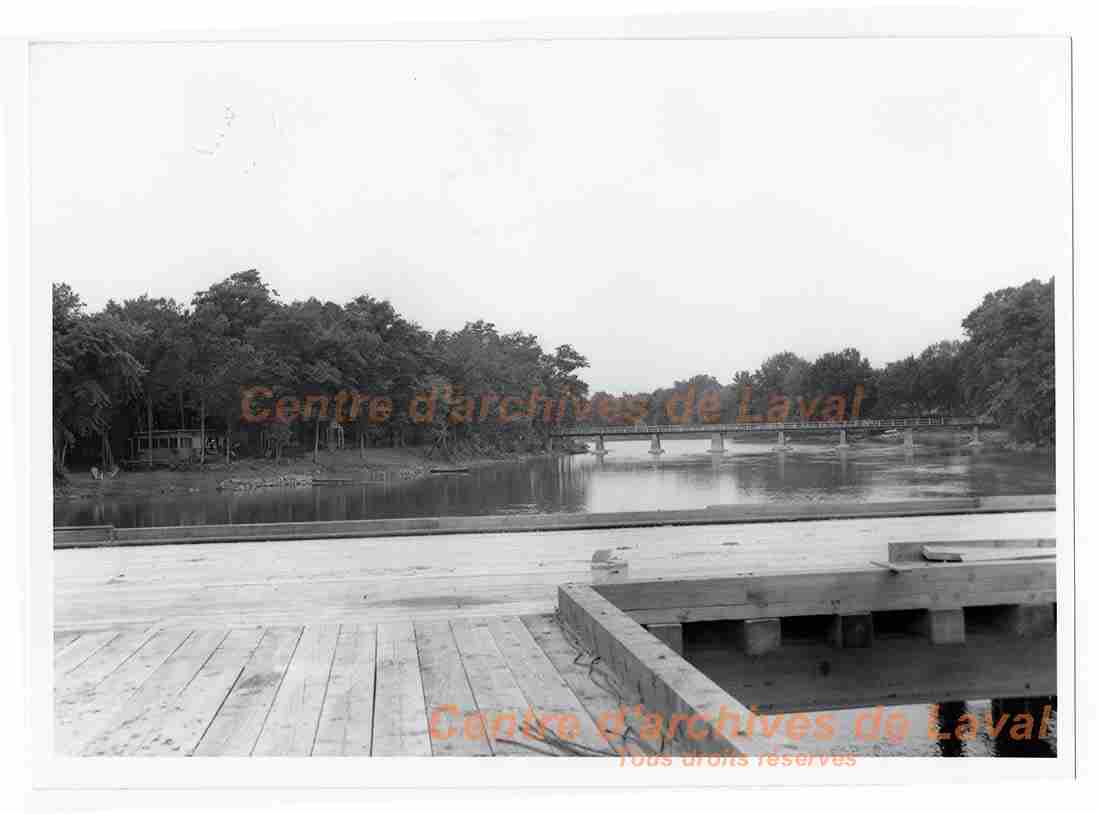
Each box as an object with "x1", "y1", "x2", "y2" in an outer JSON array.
[{"x1": 552, "y1": 417, "x2": 989, "y2": 437}]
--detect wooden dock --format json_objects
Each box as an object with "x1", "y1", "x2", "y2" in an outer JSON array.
[
  {"x1": 54, "y1": 615, "x2": 667, "y2": 757},
  {"x1": 54, "y1": 501, "x2": 1057, "y2": 757}
]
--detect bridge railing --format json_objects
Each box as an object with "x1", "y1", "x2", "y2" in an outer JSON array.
[{"x1": 551, "y1": 416, "x2": 988, "y2": 437}]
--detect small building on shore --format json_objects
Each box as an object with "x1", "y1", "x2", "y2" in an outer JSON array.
[{"x1": 127, "y1": 429, "x2": 206, "y2": 465}]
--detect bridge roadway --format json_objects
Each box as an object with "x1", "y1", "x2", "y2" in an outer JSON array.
[{"x1": 550, "y1": 416, "x2": 990, "y2": 454}]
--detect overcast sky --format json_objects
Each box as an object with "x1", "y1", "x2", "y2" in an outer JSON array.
[{"x1": 31, "y1": 37, "x2": 1070, "y2": 393}]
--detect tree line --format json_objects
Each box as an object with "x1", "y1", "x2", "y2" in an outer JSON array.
[
  {"x1": 53, "y1": 273, "x2": 1053, "y2": 473},
  {"x1": 53, "y1": 270, "x2": 590, "y2": 472},
  {"x1": 584, "y1": 278, "x2": 1054, "y2": 444}
]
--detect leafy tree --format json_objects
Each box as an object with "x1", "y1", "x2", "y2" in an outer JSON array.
[
  {"x1": 53, "y1": 285, "x2": 146, "y2": 471},
  {"x1": 961, "y1": 278, "x2": 1054, "y2": 442}
]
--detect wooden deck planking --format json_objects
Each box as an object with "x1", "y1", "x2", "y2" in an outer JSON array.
[
  {"x1": 52, "y1": 509, "x2": 1057, "y2": 758},
  {"x1": 54, "y1": 632, "x2": 81, "y2": 655},
  {"x1": 449, "y1": 618, "x2": 551, "y2": 756},
  {"x1": 80, "y1": 630, "x2": 229, "y2": 756},
  {"x1": 312, "y1": 624, "x2": 379, "y2": 756},
  {"x1": 136, "y1": 627, "x2": 266, "y2": 756},
  {"x1": 55, "y1": 628, "x2": 192, "y2": 755},
  {"x1": 371, "y1": 621, "x2": 432, "y2": 756},
  {"x1": 250, "y1": 625, "x2": 339, "y2": 756},
  {"x1": 193, "y1": 626, "x2": 304, "y2": 756},
  {"x1": 55, "y1": 512, "x2": 1055, "y2": 631},
  {"x1": 486, "y1": 616, "x2": 610, "y2": 755},
  {"x1": 520, "y1": 614, "x2": 652, "y2": 756},
  {"x1": 415, "y1": 620, "x2": 492, "y2": 756},
  {"x1": 54, "y1": 631, "x2": 121, "y2": 677}
]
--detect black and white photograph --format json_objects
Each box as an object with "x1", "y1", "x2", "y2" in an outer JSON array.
[{"x1": 2, "y1": 1, "x2": 1088, "y2": 805}]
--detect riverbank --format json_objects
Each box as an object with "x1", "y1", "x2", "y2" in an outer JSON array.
[{"x1": 54, "y1": 445, "x2": 552, "y2": 502}]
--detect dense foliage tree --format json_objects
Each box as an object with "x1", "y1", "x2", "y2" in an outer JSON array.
[
  {"x1": 51, "y1": 272, "x2": 1055, "y2": 471},
  {"x1": 961, "y1": 278, "x2": 1054, "y2": 443}
]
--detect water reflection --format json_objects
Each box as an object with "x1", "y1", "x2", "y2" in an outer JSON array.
[{"x1": 55, "y1": 438, "x2": 1055, "y2": 528}]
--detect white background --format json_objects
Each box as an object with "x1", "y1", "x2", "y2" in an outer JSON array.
[{"x1": 2, "y1": 1, "x2": 1093, "y2": 813}]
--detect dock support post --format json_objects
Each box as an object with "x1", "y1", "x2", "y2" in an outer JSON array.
[
  {"x1": 734, "y1": 618, "x2": 782, "y2": 656},
  {"x1": 838, "y1": 429, "x2": 848, "y2": 449},
  {"x1": 594, "y1": 435, "x2": 608, "y2": 457},
  {"x1": 972, "y1": 425, "x2": 983, "y2": 445},
  {"x1": 649, "y1": 434, "x2": 664, "y2": 455},
  {"x1": 708, "y1": 432, "x2": 726, "y2": 454},
  {"x1": 904, "y1": 428, "x2": 914, "y2": 449},
  {"x1": 995, "y1": 603, "x2": 1055, "y2": 638},
  {"x1": 647, "y1": 623, "x2": 684, "y2": 656},
  {"x1": 776, "y1": 430, "x2": 788, "y2": 450},
  {"x1": 920, "y1": 609, "x2": 966, "y2": 645},
  {"x1": 829, "y1": 613, "x2": 874, "y2": 648}
]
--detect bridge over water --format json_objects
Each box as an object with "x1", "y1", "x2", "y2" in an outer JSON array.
[{"x1": 549, "y1": 416, "x2": 993, "y2": 455}]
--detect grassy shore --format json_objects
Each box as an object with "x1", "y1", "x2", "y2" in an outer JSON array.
[{"x1": 54, "y1": 445, "x2": 549, "y2": 502}]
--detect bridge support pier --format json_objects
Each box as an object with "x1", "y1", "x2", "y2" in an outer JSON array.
[
  {"x1": 648, "y1": 434, "x2": 664, "y2": 455},
  {"x1": 904, "y1": 428, "x2": 915, "y2": 449},
  {"x1": 594, "y1": 435, "x2": 608, "y2": 457},
  {"x1": 972, "y1": 425, "x2": 983, "y2": 446},
  {"x1": 708, "y1": 433, "x2": 726, "y2": 454},
  {"x1": 838, "y1": 429, "x2": 849, "y2": 449}
]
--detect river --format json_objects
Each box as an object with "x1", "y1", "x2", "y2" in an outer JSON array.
[{"x1": 54, "y1": 437, "x2": 1055, "y2": 528}]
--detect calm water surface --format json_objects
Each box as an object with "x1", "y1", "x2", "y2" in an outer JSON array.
[{"x1": 55, "y1": 437, "x2": 1055, "y2": 528}]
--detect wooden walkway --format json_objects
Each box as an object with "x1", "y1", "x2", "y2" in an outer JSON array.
[
  {"x1": 54, "y1": 614, "x2": 651, "y2": 758},
  {"x1": 54, "y1": 511, "x2": 1055, "y2": 632},
  {"x1": 53, "y1": 508, "x2": 1056, "y2": 757}
]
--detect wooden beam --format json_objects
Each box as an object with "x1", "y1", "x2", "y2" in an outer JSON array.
[
  {"x1": 558, "y1": 583, "x2": 801, "y2": 756},
  {"x1": 888, "y1": 538, "x2": 1054, "y2": 563},
  {"x1": 53, "y1": 496, "x2": 1055, "y2": 549},
  {"x1": 597, "y1": 560, "x2": 1055, "y2": 626}
]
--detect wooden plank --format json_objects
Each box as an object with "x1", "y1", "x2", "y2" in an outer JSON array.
[
  {"x1": 921, "y1": 545, "x2": 1054, "y2": 563},
  {"x1": 56, "y1": 628, "x2": 156, "y2": 697},
  {"x1": 252, "y1": 625, "x2": 339, "y2": 756},
  {"x1": 313, "y1": 624, "x2": 379, "y2": 756},
  {"x1": 449, "y1": 618, "x2": 542, "y2": 756},
  {"x1": 54, "y1": 632, "x2": 81, "y2": 655},
  {"x1": 55, "y1": 511, "x2": 1056, "y2": 632},
  {"x1": 371, "y1": 621, "x2": 431, "y2": 756},
  {"x1": 487, "y1": 616, "x2": 610, "y2": 755},
  {"x1": 132, "y1": 627, "x2": 266, "y2": 756},
  {"x1": 597, "y1": 560, "x2": 1056, "y2": 624},
  {"x1": 81, "y1": 630, "x2": 228, "y2": 756},
  {"x1": 521, "y1": 615, "x2": 651, "y2": 756},
  {"x1": 414, "y1": 620, "x2": 491, "y2": 756},
  {"x1": 54, "y1": 631, "x2": 119, "y2": 678},
  {"x1": 558, "y1": 583, "x2": 801, "y2": 756},
  {"x1": 193, "y1": 626, "x2": 304, "y2": 756},
  {"x1": 54, "y1": 496, "x2": 1053, "y2": 549},
  {"x1": 55, "y1": 629, "x2": 191, "y2": 755},
  {"x1": 889, "y1": 538, "x2": 1055, "y2": 563}
]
